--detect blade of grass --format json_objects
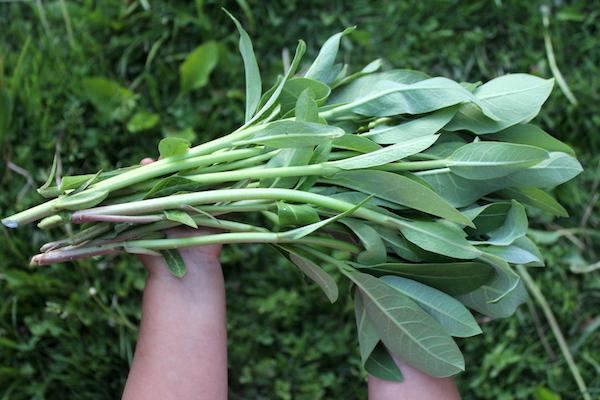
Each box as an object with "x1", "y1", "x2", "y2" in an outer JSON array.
[{"x1": 516, "y1": 264, "x2": 591, "y2": 400}]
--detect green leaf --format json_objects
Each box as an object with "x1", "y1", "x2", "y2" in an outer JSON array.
[
  {"x1": 486, "y1": 124, "x2": 576, "y2": 157},
  {"x1": 420, "y1": 152, "x2": 582, "y2": 207},
  {"x1": 328, "y1": 69, "x2": 430, "y2": 105},
  {"x1": 364, "y1": 342, "x2": 404, "y2": 382},
  {"x1": 329, "y1": 134, "x2": 439, "y2": 170},
  {"x1": 364, "y1": 106, "x2": 458, "y2": 145},
  {"x1": 448, "y1": 142, "x2": 550, "y2": 180},
  {"x1": 455, "y1": 275, "x2": 528, "y2": 318},
  {"x1": 158, "y1": 137, "x2": 191, "y2": 159},
  {"x1": 144, "y1": 176, "x2": 202, "y2": 199},
  {"x1": 37, "y1": 150, "x2": 60, "y2": 197},
  {"x1": 235, "y1": 121, "x2": 344, "y2": 148},
  {"x1": 295, "y1": 141, "x2": 332, "y2": 191},
  {"x1": 479, "y1": 200, "x2": 528, "y2": 245},
  {"x1": 289, "y1": 253, "x2": 338, "y2": 303},
  {"x1": 495, "y1": 187, "x2": 568, "y2": 217},
  {"x1": 445, "y1": 74, "x2": 554, "y2": 134},
  {"x1": 503, "y1": 151, "x2": 583, "y2": 187},
  {"x1": 276, "y1": 202, "x2": 320, "y2": 226},
  {"x1": 161, "y1": 249, "x2": 186, "y2": 277},
  {"x1": 126, "y1": 112, "x2": 160, "y2": 133},
  {"x1": 332, "y1": 134, "x2": 382, "y2": 153},
  {"x1": 304, "y1": 27, "x2": 354, "y2": 85},
  {"x1": 53, "y1": 189, "x2": 110, "y2": 211},
  {"x1": 279, "y1": 78, "x2": 330, "y2": 117},
  {"x1": 225, "y1": 11, "x2": 261, "y2": 122},
  {"x1": 354, "y1": 290, "x2": 380, "y2": 364},
  {"x1": 163, "y1": 210, "x2": 198, "y2": 229},
  {"x1": 473, "y1": 252, "x2": 521, "y2": 303},
  {"x1": 0, "y1": 89, "x2": 12, "y2": 141},
  {"x1": 246, "y1": 40, "x2": 306, "y2": 126},
  {"x1": 481, "y1": 244, "x2": 543, "y2": 266},
  {"x1": 380, "y1": 276, "x2": 482, "y2": 337},
  {"x1": 278, "y1": 195, "x2": 374, "y2": 241},
  {"x1": 341, "y1": 218, "x2": 387, "y2": 265},
  {"x1": 81, "y1": 77, "x2": 136, "y2": 121},
  {"x1": 260, "y1": 147, "x2": 313, "y2": 189},
  {"x1": 397, "y1": 220, "x2": 481, "y2": 260},
  {"x1": 70, "y1": 169, "x2": 103, "y2": 196},
  {"x1": 347, "y1": 271, "x2": 465, "y2": 377},
  {"x1": 179, "y1": 41, "x2": 219, "y2": 93},
  {"x1": 463, "y1": 202, "x2": 512, "y2": 234},
  {"x1": 322, "y1": 170, "x2": 474, "y2": 227},
  {"x1": 294, "y1": 88, "x2": 320, "y2": 123},
  {"x1": 368, "y1": 225, "x2": 422, "y2": 262},
  {"x1": 356, "y1": 261, "x2": 494, "y2": 296},
  {"x1": 350, "y1": 77, "x2": 498, "y2": 119}
]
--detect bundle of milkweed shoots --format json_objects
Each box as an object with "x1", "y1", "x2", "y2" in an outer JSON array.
[{"x1": 2, "y1": 16, "x2": 582, "y2": 380}]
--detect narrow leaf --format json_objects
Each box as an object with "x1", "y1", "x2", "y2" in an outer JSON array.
[
  {"x1": 380, "y1": 276, "x2": 482, "y2": 337},
  {"x1": 163, "y1": 210, "x2": 198, "y2": 229},
  {"x1": 327, "y1": 69, "x2": 430, "y2": 105},
  {"x1": 397, "y1": 220, "x2": 481, "y2": 260},
  {"x1": 235, "y1": 121, "x2": 344, "y2": 148},
  {"x1": 341, "y1": 218, "x2": 387, "y2": 265},
  {"x1": 495, "y1": 187, "x2": 568, "y2": 217},
  {"x1": 486, "y1": 124, "x2": 576, "y2": 157},
  {"x1": 445, "y1": 74, "x2": 554, "y2": 134},
  {"x1": 356, "y1": 262, "x2": 494, "y2": 296},
  {"x1": 449, "y1": 142, "x2": 550, "y2": 180},
  {"x1": 364, "y1": 106, "x2": 458, "y2": 144},
  {"x1": 364, "y1": 342, "x2": 404, "y2": 382},
  {"x1": 161, "y1": 249, "x2": 186, "y2": 277},
  {"x1": 290, "y1": 253, "x2": 339, "y2": 303},
  {"x1": 350, "y1": 77, "x2": 498, "y2": 119},
  {"x1": 329, "y1": 135, "x2": 439, "y2": 170},
  {"x1": 304, "y1": 27, "x2": 354, "y2": 84},
  {"x1": 278, "y1": 195, "x2": 374, "y2": 240},
  {"x1": 347, "y1": 271, "x2": 465, "y2": 377},
  {"x1": 276, "y1": 202, "x2": 320, "y2": 226},
  {"x1": 321, "y1": 170, "x2": 474, "y2": 227},
  {"x1": 294, "y1": 88, "x2": 320, "y2": 123},
  {"x1": 481, "y1": 200, "x2": 528, "y2": 246},
  {"x1": 455, "y1": 275, "x2": 528, "y2": 318},
  {"x1": 354, "y1": 290, "x2": 380, "y2": 364},
  {"x1": 53, "y1": 189, "x2": 110, "y2": 211},
  {"x1": 225, "y1": 11, "x2": 261, "y2": 122},
  {"x1": 332, "y1": 134, "x2": 382, "y2": 153},
  {"x1": 144, "y1": 176, "x2": 202, "y2": 199}
]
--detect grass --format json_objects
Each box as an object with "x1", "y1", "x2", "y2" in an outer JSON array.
[{"x1": 1, "y1": 1, "x2": 599, "y2": 399}]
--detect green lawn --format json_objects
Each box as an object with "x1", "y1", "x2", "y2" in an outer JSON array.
[{"x1": 0, "y1": 1, "x2": 598, "y2": 399}]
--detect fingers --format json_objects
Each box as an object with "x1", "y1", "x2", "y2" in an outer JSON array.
[{"x1": 140, "y1": 157, "x2": 156, "y2": 165}]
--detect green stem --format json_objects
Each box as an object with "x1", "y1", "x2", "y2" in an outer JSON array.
[
  {"x1": 184, "y1": 163, "x2": 341, "y2": 185},
  {"x1": 31, "y1": 231, "x2": 360, "y2": 266},
  {"x1": 516, "y1": 265, "x2": 591, "y2": 400},
  {"x1": 2, "y1": 146, "x2": 264, "y2": 228},
  {"x1": 70, "y1": 188, "x2": 394, "y2": 228}
]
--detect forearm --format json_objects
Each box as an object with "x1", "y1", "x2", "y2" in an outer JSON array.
[
  {"x1": 122, "y1": 239, "x2": 227, "y2": 400},
  {"x1": 368, "y1": 353, "x2": 461, "y2": 400}
]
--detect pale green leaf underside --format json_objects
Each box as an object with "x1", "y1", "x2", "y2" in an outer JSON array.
[{"x1": 349, "y1": 271, "x2": 465, "y2": 377}]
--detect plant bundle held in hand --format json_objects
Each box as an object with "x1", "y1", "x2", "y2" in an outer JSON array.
[{"x1": 3, "y1": 15, "x2": 582, "y2": 380}]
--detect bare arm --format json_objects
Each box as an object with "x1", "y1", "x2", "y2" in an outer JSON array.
[
  {"x1": 368, "y1": 353, "x2": 461, "y2": 400},
  {"x1": 121, "y1": 227, "x2": 227, "y2": 400}
]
